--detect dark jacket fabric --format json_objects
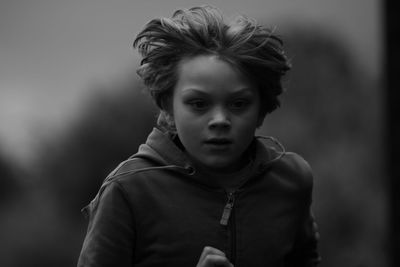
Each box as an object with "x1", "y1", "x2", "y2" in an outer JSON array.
[{"x1": 77, "y1": 128, "x2": 321, "y2": 267}]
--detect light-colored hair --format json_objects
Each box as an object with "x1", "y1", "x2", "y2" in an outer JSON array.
[{"x1": 133, "y1": 5, "x2": 291, "y2": 130}]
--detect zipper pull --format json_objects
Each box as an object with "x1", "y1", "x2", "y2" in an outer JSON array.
[{"x1": 220, "y1": 193, "x2": 235, "y2": 226}]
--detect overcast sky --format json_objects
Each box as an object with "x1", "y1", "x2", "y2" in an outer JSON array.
[{"x1": 0, "y1": 0, "x2": 382, "y2": 164}]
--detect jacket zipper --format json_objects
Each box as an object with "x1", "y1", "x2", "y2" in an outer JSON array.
[
  {"x1": 220, "y1": 192, "x2": 235, "y2": 226},
  {"x1": 220, "y1": 192, "x2": 236, "y2": 264}
]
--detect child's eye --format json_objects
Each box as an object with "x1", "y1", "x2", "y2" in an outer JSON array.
[
  {"x1": 230, "y1": 99, "x2": 249, "y2": 110},
  {"x1": 187, "y1": 99, "x2": 209, "y2": 110}
]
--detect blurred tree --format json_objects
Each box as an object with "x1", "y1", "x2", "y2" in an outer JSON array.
[
  {"x1": 39, "y1": 73, "x2": 157, "y2": 217},
  {"x1": 259, "y1": 27, "x2": 386, "y2": 267},
  {"x1": 31, "y1": 70, "x2": 157, "y2": 266},
  {"x1": 0, "y1": 152, "x2": 21, "y2": 206}
]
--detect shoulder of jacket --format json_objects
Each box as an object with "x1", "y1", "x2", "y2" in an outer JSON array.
[
  {"x1": 281, "y1": 152, "x2": 312, "y2": 173},
  {"x1": 276, "y1": 152, "x2": 315, "y2": 189},
  {"x1": 83, "y1": 157, "x2": 156, "y2": 214},
  {"x1": 104, "y1": 157, "x2": 158, "y2": 184},
  {"x1": 116, "y1": 157, "x2": 154, "y2": 174}
]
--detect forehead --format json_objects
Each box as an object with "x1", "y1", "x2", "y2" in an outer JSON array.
[{"x1": 175, "y1": 54, "x2": 255, "y2": 94}]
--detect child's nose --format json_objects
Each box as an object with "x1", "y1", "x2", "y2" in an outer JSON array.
[{"x1": 208, "y1": 108, "x2": 231, "y2": 129}]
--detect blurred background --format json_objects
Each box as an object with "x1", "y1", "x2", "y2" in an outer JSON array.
[{"x1": 0, "y1": 0, "x2": 387, "y2": 266}]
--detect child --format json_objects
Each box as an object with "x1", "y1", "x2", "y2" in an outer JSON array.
[{"x1": 77, "y1": 5, "x2": 320, "y2": 267}]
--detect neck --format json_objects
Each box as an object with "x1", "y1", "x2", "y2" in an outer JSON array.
[{"x1": 191, "y1": 156, "x2": 254, "y2": 191}]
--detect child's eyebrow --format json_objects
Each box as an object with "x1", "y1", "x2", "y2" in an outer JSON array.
[
  {"x1": 230, "y1": 88, "x2": 256, "y2": 96},
  {"x1": 181, "y1": 88, "x2": 207, "y2": 94},
  {"x1": 180, "y1": 89, "x2": 209, "y2": 98},
  {"x1": 181, "y1": 87, "x2": 256, "y2": 96}
]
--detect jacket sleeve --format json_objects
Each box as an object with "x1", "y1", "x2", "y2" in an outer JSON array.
[
  {"x1": 77, "y1": 181, "x2": 135, "y2": 267},
  {"x1": 285, "y1": 192, "x2": 321, "y2": 266}
]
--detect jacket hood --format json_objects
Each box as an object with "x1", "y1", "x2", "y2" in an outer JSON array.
[
  {"x1": 132, "y1": 128, "x2": 193, "y2": 170},
  {"x1": 128, "y1": 128, "x2": 285, "y2": 189},
  {"x1": 83, "y1": 127, "x2": 285, "y2": 216}
]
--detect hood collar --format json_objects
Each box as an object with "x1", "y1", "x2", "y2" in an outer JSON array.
[
  {"x1": 133, "y1": 128, "x2": 194, "y2": 173},
  {"x1": 84, "y1": 128, "x2": 286, "y2": 217},
  {"x1": 132, "y1": 128, "x2": 285, "y2": 187}
]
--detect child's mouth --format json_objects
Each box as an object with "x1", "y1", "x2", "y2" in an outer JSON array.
[
  {"x1": 205, "y1": 137, "x2": 232, "y2": 144},
  {"x1": 204, "y1": 138, "x2": 233, "y2": 149}
]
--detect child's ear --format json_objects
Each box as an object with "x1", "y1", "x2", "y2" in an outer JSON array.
[
  {"x1": 164, "y1": 111, "x2": 175, "y2": 125},
  {"x1": 158, "y1": 96, "x2": 176, "y2": 131},
  {"x1": 157, "y1": 110, "x2": 176, "y2": 131}
]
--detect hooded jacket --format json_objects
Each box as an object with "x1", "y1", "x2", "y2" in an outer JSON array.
[{"x1": 77, "y1": 128, "x2": 320, "y2": 267}]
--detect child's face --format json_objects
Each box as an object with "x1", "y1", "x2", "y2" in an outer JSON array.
[{"x1": 171, "y1": 55, "x2": 262, "y2": 172}]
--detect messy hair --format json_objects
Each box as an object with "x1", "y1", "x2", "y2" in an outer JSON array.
[{"x1": 133, "y1": 5, "x2": 291, "y2": 129}]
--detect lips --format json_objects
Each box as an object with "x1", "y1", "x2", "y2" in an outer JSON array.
[{"x1": 204, "y1": 138, "x2": 233, "y2": 150}]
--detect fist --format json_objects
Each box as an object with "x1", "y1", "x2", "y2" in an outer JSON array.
[{"x1": 196, "y1": 246, "x2": 234, "y2": 267}]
